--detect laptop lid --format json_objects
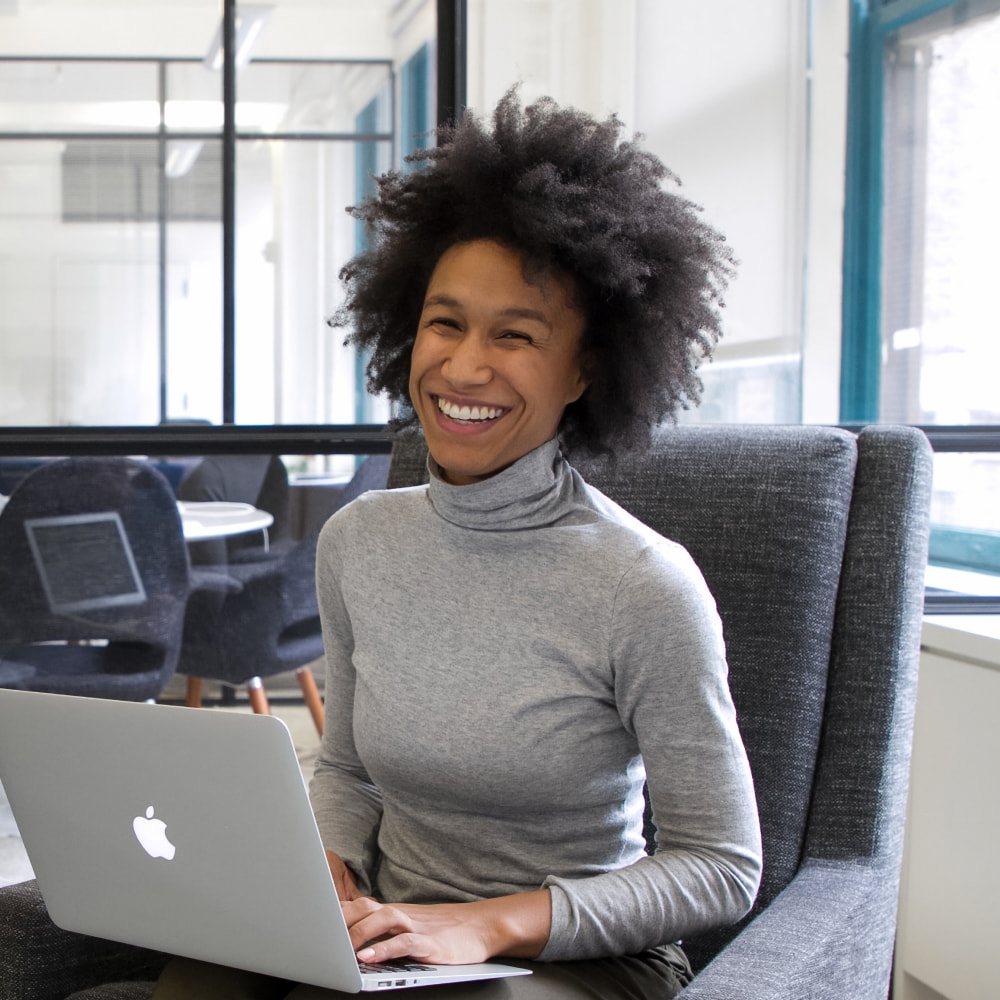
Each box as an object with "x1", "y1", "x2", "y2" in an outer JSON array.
[
  {"x1": 0, "y1": 691, "x2": 530, "y2": 993},
  {"x1": 24, "y1": 512, "x2": 146, "y2": 614}
]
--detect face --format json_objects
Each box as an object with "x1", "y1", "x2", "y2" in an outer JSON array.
[{"x1": 408, "y1": 240, "x2": 589, "y2": 486}]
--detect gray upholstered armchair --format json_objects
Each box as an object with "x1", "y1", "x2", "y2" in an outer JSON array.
[{"x1": 0, "y1": 424, "x2": 932, "y2": 1000}]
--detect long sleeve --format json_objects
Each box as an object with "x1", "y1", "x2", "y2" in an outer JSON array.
[
  {"x1": 308, "y1": 519, "x2": 383, "y2": 896},
  {"x1": 539, "y1": 543, "x2": 762, "y2": 960}
]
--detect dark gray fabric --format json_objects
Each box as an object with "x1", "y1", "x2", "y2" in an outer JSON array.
[
  {"x1": 68, "y1": 985, "x2": 156, "y2": 1000},
  {"x1": 0, "y1": 879, "x2": 165, "y2": 1000},
  {"x1": 0, "y1": 457, "x2": 191, "y2": 702},
  {"x1": 0, "y1": 425, "x2": 932, "y2": 1000},
  {"x1": 177, "y1": 456, "x2": 389, "y2": 687}
]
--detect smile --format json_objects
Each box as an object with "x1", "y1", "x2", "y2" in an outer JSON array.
[{"x1": 436, "y1": 397, "x2": 507, "y2": 423}]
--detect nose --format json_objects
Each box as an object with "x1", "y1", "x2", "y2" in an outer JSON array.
[{"x1": 441, "y1": 331, "x2": 492, "y2": 386}]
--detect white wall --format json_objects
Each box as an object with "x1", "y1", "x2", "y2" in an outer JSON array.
[{"x1": 466, "y1": 0, "x2": 851, "y2": 425}]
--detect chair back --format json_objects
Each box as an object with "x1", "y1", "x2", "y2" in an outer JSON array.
[
  {"x1": 386, "y1": 424, "x2": 932, "y2": 971},
  {"x1": 0, "y1": 457, "x2": 191, "y2": 701}
]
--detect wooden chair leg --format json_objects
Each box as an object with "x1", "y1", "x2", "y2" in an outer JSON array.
[
  {"x1": 247, "y1": 676, "x2": 271, "y2": 715},
  {"x1": 186, "y1": 676, "x2": 202, "y2": 708},
  {"x1": 296, "y1": 666, "x2": 324, "y2": 736}
]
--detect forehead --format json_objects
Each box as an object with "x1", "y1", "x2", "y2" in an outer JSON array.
[{"x1": 426, "y1": 240, "x2": 581, "y2": 312}]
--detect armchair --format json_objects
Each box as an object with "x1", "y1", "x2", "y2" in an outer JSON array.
[{"x1": 0, "y1": 425, "x2": 931, "y2": 1000}]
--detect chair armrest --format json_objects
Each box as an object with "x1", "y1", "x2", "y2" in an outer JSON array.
[
  {"x1": 678, "y1": 859, "x2": 897, "y2": 1000},
  {"x1": 0, "y1": 879, "x2": 168, "y2": 1000}
]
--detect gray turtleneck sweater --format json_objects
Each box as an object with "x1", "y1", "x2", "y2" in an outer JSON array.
[{"x1": 310, "y1": 439, "x2": 761, "y2": 963}]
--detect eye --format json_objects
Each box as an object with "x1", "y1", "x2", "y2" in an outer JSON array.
[
  {"x1": 426, "y1": 315, "x2": 462, "y2": 333},
  {"x1": 497, "y1": 330, "x2": 533, "y2": 344}
]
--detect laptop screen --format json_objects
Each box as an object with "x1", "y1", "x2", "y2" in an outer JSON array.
[{"x1": 24, "y1": 512, "x2": 147, "y2": 614}]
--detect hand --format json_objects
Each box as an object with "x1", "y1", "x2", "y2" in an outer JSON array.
[
  {"x1": 342, "y1": 890, "x2": 551, "y2": 966},
  {"x1": 325, "y1": 850, "x2": 365, "y2": 902}
]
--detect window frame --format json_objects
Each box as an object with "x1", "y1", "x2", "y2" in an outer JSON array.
[{"x1": 842, "y1": 0, "x2": 1000, "y2": 613}]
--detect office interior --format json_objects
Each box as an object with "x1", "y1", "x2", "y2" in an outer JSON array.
[{"x1": 0, "y1": 2, "x2": 998, "y2": 999}]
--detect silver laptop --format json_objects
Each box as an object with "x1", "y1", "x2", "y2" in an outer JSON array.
[
  {"x1": 24, "y1": 511, "x2": 146, "y2": 614},
  {"x1": 0, "y1": 689, "x2": 531, "y2": 993}
]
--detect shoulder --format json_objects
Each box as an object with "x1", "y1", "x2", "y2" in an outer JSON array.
[{"x1": 321, "y1": 485, "x2": 428, "y2": 537}]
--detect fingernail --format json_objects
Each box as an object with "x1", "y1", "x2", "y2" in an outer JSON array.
[{"x1": 357, "y1": 948, "x2": 375, "y2": 961}]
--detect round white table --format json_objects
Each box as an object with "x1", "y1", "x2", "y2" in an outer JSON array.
[{"x1": 177, "y1": 501, "x2": 274, "y2": 544}]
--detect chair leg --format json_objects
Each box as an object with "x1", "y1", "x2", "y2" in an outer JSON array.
[
  {"x1": 296, "y1": 666, "x2": 324, "y2": 736},
  {"x1": 186, "y1": 676, "x2": 203, "y2": 708},
  {"x1": 247, "y1": 676, "x2": 271, "y2": 715}
]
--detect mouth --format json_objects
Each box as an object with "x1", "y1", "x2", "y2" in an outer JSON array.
[{"x1": 434, "y1": 396, "x2": 508, "y2": 425}]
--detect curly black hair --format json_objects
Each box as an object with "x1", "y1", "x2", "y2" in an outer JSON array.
[{"x1": 333, "y1": 87, "x2": 735, "y2": 455}]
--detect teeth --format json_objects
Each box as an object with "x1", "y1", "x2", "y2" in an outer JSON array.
[{"x1": 438, "y1": 398, "x2": 502, "y2": 422}]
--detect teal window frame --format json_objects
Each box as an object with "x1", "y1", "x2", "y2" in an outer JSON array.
[
  {"x1": 841, "y1": 0, "x2": 957, "y2": 423},
  {"x1": 842, "y1": 0, "x2": 1000, "y2": 601}
]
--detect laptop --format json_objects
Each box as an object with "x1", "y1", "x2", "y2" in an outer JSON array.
[
  {"x1": 0, "y1": 689, "x2": 532, "y2": 993},
  {"x1": 24, "y1": 511, "x2": 146, "y2": 614}
]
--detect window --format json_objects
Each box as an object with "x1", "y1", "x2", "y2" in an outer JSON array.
[
  {"x1": 844, "y1": 0, "x2": 1000, "y2": 609},
  {"x1": 0, "y1": 1, "x2": 436, "y2": 443}
]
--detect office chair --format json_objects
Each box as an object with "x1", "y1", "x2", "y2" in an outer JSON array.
[
  {"x1": 0, "y1": 457, "x2": 191, "y2": 703},
  {"x1": 177, "y1": 455, "x2": 391, "y2": 734},
  {"x1": 0, "y1": 425, "x2": 930, "y2": 1000}
]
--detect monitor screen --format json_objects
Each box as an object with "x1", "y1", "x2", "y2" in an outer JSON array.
[{"x1": 24, "y1": 512, "x2": 147, "y2": 614}]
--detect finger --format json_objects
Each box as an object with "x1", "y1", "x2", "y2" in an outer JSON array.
[
  {"x1": 356, "y1": 932, "x2": 427, "y2": 965},
  {"x1": 343, "y1": 904, "x2": 412, "y2": 954}
]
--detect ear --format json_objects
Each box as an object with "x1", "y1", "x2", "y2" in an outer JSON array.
[{"x1": 564, "y1": 348, "x2": 594, "y2": 405}]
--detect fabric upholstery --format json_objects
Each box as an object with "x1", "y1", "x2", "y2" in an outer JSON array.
[
  {"x1": 0, "y1": 878, "x2": 164, "y2": 1000},
  {"x1": 0, "y1": 457, "x2": 191, "y2": 702},
  {"x1": 176, "y1": 455, "x2": 390, "y2": 687},
  {"x1": 0, "y1": 426, "x2": 931, "y2": 1000}
]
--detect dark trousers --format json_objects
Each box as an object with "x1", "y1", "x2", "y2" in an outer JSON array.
[{"x1": 148, "y1": 945, "x2": 692, "y2": 1000}]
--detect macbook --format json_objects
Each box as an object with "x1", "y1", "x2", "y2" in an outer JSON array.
[
  {"x1": 24, "y1": 511, "x2": 146, "y2": 614},
  {"x1": 0, "y1": 689, "x2": 531, "y2": 992}
]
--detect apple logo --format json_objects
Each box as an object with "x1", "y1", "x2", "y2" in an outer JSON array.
[{"x1": 132, "y1": 806, "x2": 176, "y2": 860}]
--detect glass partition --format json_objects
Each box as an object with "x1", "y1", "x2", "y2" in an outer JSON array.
[{"x1": 0, "y1": 0, "x2": 433, "y2": 435}]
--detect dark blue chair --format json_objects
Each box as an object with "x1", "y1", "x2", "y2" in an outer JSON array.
[{"x1": 0, "y1": 457, "x2": 191, "y2": 703}]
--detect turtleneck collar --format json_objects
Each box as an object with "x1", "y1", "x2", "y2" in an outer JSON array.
[{"x1": 427, "y1": 438, "x2": 579, "y2": 531}]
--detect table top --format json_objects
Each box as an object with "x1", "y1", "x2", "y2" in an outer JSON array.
[
  {"x1": 0, "y1": 495, "x2": 273, "y2": 542},
  {"x1": 177, "y1": 501, "x2": 273, "y2": 540}
]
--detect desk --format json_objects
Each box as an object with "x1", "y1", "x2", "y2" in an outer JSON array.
[{"x1": 0, "y1": 495, "x2": 273, "y2": 546}]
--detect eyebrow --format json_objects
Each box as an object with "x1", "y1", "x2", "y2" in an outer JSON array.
[{"x1": 422, "y1": 294, "x2": 552, "y2": 329}]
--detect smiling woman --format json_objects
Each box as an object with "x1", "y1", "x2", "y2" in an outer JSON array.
[{"x1": 149, "y1": 88, "x2": 760, "y2": 1000}]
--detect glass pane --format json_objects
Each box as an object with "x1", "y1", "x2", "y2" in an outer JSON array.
[
  {"x1": 237, "y1": 61, "x2": 393, "y2": 135},
  {"x1": 925, "y1": 452, "x2": 1000, "y2": 599},
  {"x1": 164, "y1": 141, "x2": 223, "y2": 425},
  {"x1": 882, "y1": 1, "x2": 1000, "y2": 593},
  {"x1": 0, "y1": 0, "x2": 435, "y2": 430},
  {"x1": 233, "y1": 134, "x2": 392, "y2": 427},
  {"x1": 0, "y1": 137, "x2": 161, "y2": 425},
  {"x1": 165, "y1": 62, "x2": 222, "y2": 135},
  {"x1": 0, "y1": 60, "x2": 160, "y2": 134},
  {"x1": 881, "y1": 2, "x2": 1000, "y2": 426}
]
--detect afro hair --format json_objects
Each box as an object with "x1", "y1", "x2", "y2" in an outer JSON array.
[{"x1": 332, "y1": 87, "x2": 735, "y2": 456}]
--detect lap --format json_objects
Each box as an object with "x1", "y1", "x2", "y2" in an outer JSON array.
[{"x1": 152, "y1": 947, "x2": 691, "y2": 1000}]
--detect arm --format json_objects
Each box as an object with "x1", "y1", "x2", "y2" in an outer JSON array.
[
  {"x1": 540, "y1": 543, "x2": 762, "y2": 961},
  {"x1": 308, "y1": 517, "x2": 383, "y2": 897}
]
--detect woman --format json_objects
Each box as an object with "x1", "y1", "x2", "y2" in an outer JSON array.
[{"x1": 152, "y1": 89, "x2": 761, "y2": 1000}]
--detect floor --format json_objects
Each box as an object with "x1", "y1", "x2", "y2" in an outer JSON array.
[{"x1": 0, "y1": 673, "x2": 324, "y2": 889}]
